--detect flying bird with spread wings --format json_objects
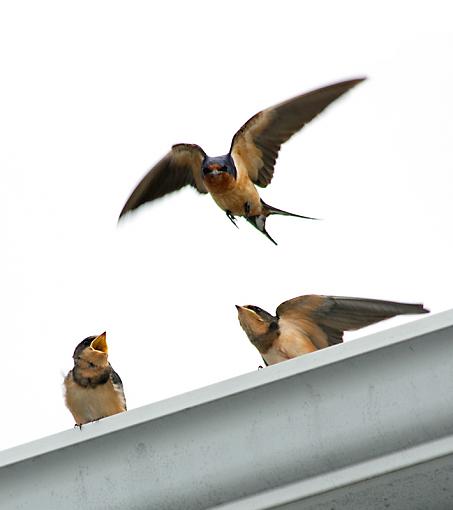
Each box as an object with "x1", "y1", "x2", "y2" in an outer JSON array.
[
  {"x1": 236, "y1": 295, "x2": 429, "y2": 366},
  {"x1": 119, "y1": 78, "x2": 365, "y2": 244}
]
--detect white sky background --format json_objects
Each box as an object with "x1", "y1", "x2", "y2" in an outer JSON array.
[{"x1": 1, "y1": 1, "x2": 452, "y2": 451}]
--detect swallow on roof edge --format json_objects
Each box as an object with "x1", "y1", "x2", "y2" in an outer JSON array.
[
  {"x1": 64, "y1": 332, "x2": 126, "y2": 427},
  {"x1": 236, "y1": 295, "x2": 429, "y2": 366}
]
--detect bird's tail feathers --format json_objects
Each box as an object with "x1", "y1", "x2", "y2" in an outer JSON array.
[
  {"x1": 261, "y1": 200, "x2": 318, "y2": 220},
  {"x1": 246, "y1": 215, "x2": 278, "y2": 245},
  {"x1": 246, "y1": 201, "x2": 318, "y2": 245}
]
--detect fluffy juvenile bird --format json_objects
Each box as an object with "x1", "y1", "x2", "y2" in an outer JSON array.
[
  {"x1": 119, "y1": 78, "x2": 365, "y2": 244},
  {"x1": 236, "y1": 295, "x2": 429, "y2": 366},
  {"x1": 64, "y1": 332, "x2": 126, "y2": 426}
]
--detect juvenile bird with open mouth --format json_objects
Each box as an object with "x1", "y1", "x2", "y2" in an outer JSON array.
[{"x1": 64, "y1": 332, "x2": 126, "y2": 427}]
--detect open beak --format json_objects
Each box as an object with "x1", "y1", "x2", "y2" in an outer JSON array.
[{"x1": 91, "y1": 332, "x2": 108, "y2": 353}]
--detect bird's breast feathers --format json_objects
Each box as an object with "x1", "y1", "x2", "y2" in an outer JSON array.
[
  {"x1": 64, "y1": 374, "x2": 126, "y2": 425},
  {"x1": 262, "y1": 320, "x2": 320, "y2": 365},
  {"x1": 206, "y1": 169, "x2": 262, "y2": 216}
]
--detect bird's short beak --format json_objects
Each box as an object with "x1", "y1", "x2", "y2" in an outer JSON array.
[
  {"x1": 235, "y1": 305, "x2": 244, "y2": 311},
  {"x1": 203, "y1": 163, "x2": 227, "y2": 176},
  {"x1": 91, "y1": 332, "x2": 108, "y2": 353}
]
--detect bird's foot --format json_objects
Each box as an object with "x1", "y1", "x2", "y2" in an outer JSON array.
[
  {"x1": 74, "y1": 423, "x2": 83, "y2": 430},
  {"x1": 226, "y1": 210, "x2": 239, "y2": 229},
  {"x1": 258, "y1": 365, "x2": 264, "y2": 370}
]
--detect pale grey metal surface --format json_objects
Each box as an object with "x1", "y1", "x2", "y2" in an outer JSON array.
[
  {"x1": 1, "y1": 310, "x2": 453, "y2": 510},
  {"x1": 215, "y1": 435, "x2": 453, "y2": 509}
]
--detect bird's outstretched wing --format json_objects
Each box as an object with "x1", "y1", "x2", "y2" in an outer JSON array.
[
  {"x1": 277, "y1": 295, "x2": 429, "y2": 346},
  {"x1": 119, "y1": 143, "x2": 207, "y2": 219},
  {"x1": 230, "y1": 78, "x2": 365, "y2": 187}
]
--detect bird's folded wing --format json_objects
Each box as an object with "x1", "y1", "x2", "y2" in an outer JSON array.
[
  {"x1": 111, "y1": 368, "x2": 127, "y2": 411},
  {"x1": 119, "y1": 143, "x2": 207, "y2": 219},
  {"x1": 230, "y1": 78, "x2": 365, "y2": 188},
  {"x1": 277, "y1": 295, "x2": 428, "y2": 346}
]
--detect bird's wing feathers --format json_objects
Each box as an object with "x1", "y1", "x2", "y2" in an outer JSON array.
[
  {"x1": 277, "y1": 295, "x2": 428, "y2": 346},
  {"x1": 119, "y1": 143, "x2": 207, "y2": 219},
  {"x1": 230, "y1": 109, "x2": 276, "y2": 186},
  {"x1": 110, "y1": 368, "x2": 127, "y2": 411},
  {"x1": 230, "y1": 78, "x2": 365, "y2": 188},
  {"x1": 276, "y1": 294, "x2": 327, "y2": 322}
]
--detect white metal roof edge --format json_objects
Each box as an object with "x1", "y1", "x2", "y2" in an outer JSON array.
[
  {"x1": 212, "y1": 433, "x2": 453, "y2": 510},
  {"x1": 1, "y1": 308, "x2": 451, "y2": 469}
]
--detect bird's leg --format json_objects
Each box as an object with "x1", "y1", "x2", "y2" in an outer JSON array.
[
  {"x1": 244, "y1": 201, "x2": 251, "y2": 217},
  {"x1": 226, "y1": 210, "x2": 239, "y2": 229}
]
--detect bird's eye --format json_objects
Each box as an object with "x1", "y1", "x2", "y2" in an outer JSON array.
[{"x1": 89, "y1": 362, "x2": 95, "y2": 368}]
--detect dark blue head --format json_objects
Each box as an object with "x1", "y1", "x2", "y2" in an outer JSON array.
[{"x1": 202, "y1": 154, "x2": 237, "y2": 179}]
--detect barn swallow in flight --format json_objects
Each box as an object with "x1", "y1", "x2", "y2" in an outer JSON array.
[
  {"x1": 119, "y1": 78, "x2": 365, "y2": 244},
  {"x1": 64, "y1": 332, "x2": 126, "y2": 427},
  {"x1": 236, "y1": 295, "x2": 429, "y2": 366}
]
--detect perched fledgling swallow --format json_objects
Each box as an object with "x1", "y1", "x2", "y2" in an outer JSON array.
[
  {"x1": 64, "y1": 332, "x2": 126, "y2": 427},
  {"x1": 236, "y1": 296, "x2": 429, "y2": 365},
  {"x1": 119, "y1": 78, "x2": 365, "y2": 244}
]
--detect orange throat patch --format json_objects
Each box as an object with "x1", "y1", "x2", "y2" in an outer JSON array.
[{"x1": 203, "y1": 172, "x2": 236, "y2": 194}]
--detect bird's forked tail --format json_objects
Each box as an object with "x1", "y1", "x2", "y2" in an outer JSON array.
[
  {"x1": 246, "y1": 200, "x2": 318, "y2": 245},
  {"x1": 261, "y1": 200, "x2": 318, "y2": 221}
]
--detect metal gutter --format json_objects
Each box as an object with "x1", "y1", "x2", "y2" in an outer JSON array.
[
  {"x1": 1, "y1": 310, "x2": 453, "y2": 509},
  {"x1": 214, "y1": 435, "x2": 453, "y2": 509}
]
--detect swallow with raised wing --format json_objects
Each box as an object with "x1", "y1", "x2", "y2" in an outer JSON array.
[
  {"x1": 119, "y1": 78, "x2": 365, "y2": 244},
  {"x1": 64, "y1": 332, "x2": 126, "y2": 427},
  {"x1": 236, "y1": 296, "x2": 429, "y2": 365}
]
